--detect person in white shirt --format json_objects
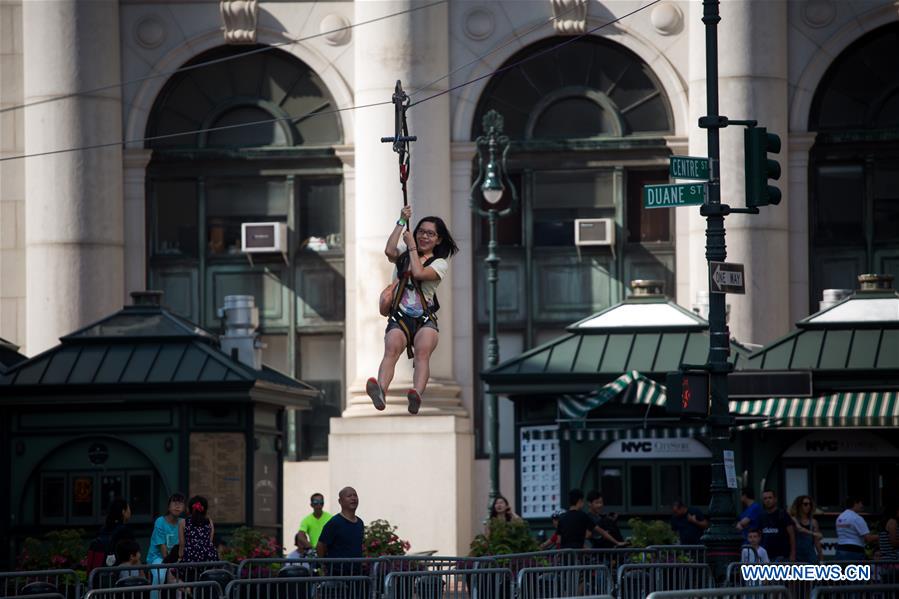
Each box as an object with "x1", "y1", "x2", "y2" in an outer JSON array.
[
  {"x1": 835, "y1": 496, "x2": 878, "y2": 561},
  {"x1": 742, "y1": 529, "x2": 770, "y2": 563}
]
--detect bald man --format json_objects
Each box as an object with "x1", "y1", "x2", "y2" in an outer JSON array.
[{"x1": 316, "y1": 487, "x2": 364, "y2": 560}]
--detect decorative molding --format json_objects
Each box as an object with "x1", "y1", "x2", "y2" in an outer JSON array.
[
  {"x1": 802, "y1": 0, "x2": 837, "y2": 29},
  {"x1": 219, "y1": 0, "x2": 258, "y2": 45},
  {"x1": 464, "y1": 6, "x2": 495, "y2": 41},
  {"x1": 320, "y1": 13, "x2": 352, "y2": 46},
  {"x1": 123, "y1": 148, "x2": 154, "y2": 171},
  {"x1": 551, "y1": 0, "x2": 588, "y2": 35},
  {"x1": 134, "y1": 15, "x2": 167, "y2": 49},
  {"x1": 650, "y1": 2, "x2": 684, "y2": 36}
]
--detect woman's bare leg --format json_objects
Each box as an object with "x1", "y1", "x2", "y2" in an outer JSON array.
[
  {"x1": 378, "y1": 329, "x2": 407, "y2": 394},
  {"x1": 411, "y1": 327, "x2": 439, "y2": 395}
]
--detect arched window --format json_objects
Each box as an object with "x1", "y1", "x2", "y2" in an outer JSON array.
[
  {"x1": 470, "y1": 37, "x2": 674, "y2": 457},
  {"x1": 808, "y1": 24, "x2": 899, "y2": 308},
  {"x1": 147, "y1": 45, "x2": 341, "y2": 149},
  {"x1": 146, "y1": 46, "x2": 345, "y2": 460},
  {"x1": 474, "y1": 36, "x2": 672, "y2": 140}
]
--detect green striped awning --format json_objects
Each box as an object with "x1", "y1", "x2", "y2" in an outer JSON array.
[
  {"x1": 558, "y1": 371, "x2": 665, "y2": 419},
  {"x1": 563, "y1": 424, "x2": 708, "y2": 442},
  {"x1": 731, "y1": 392, "x2": 899, "y2": 429}
]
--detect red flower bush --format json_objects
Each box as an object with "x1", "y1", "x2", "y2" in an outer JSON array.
[{"x1": 363, "y1": 519, "x2": 410, "y2": 557}]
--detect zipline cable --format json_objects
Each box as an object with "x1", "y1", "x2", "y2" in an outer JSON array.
[
  {"x1": 0, "y1": 0, "x2": 447, "y2": 115},
  {"x1": 408, "y1": 0, "x2": 663, "y2": 108},
  {"x1": 0, "y1": 0, "x2": 662, "y2": 163}
]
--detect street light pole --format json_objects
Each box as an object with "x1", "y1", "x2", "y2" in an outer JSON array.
[
  {"x1": 471, "y1": 110, "x2": 517, "y2": 517},
  {"x1": 698, "y1": 0, "x2": 742, "y2": 581}
]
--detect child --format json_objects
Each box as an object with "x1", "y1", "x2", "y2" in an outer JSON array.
[
  {"x1": 114, "y1": 540, "x2": 146, "y2": 580},
  {"x1": 179, "y1": 496, "x2": 219, "y2": 564},
  {"x1": 540, "y1": 511, "x2": 563, "y2": 550},
  {"x1": 742, "y1": 528, "x2": 770, "y2": 563},
  {"x1": 148, "y1": 493, "x2": 184, "y2": 586}
]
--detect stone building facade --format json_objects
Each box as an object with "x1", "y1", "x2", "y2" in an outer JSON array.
[{"x1": 1, "y1": 0, "x2": 897, "y2": 554}]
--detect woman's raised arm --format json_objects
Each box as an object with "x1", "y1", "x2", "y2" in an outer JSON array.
[{"x1": 385, "y1": 206, "x2": 411, "y2": 262}]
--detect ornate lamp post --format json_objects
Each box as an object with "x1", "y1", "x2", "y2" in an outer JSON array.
[{"x1": 471, "y1": 110, "x2": 517, "y2": 515}]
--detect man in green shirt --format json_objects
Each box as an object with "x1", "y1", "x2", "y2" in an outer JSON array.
[{"x1": 298, "y1": 492, "x2": 332, "y2": 551}]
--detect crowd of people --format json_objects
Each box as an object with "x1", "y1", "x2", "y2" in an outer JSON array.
[
  {"x1": 735, "y1": 487, "x2": 899, "y2": 564},
  {"x1": 84, "y1": 484, "x2": 898, "y2": 580},
  {"x1": 477, "y1": 486, "x2": 899, "y2": 566}
]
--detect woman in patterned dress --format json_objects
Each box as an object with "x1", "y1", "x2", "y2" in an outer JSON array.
[{"x1": 178, "y1": 495, "x2": 219, "y2": 572}]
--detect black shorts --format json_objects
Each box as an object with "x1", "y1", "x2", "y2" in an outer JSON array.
[{"x1": 385, "y1": 312, "x2": 438, "y2": 339}]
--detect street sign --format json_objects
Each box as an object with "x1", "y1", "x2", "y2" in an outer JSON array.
[
  {"x1": 710, "y1": 261, "x2": 745, "y2": 294},
  {"x1": 669, "y1": 155, "x2": 710, "y2": 180},
  {"x1": 643, "y1": 183, "x2": 707, "y2": 209}
]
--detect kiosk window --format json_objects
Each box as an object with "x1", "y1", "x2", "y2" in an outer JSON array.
[
  {"x1": 813, "y1": 463, "x2": 841, "y2": 510},
  {"x1": 71, "y1": 475, "x2": 95, "y2": 519},
  {"x1": 630, "y1": 465, "x2": 653, "y2": 507},
  {"x1": 591, "y1": 459, "x2": 711, "y2": 512},
  {"x1": 659, "y1": 465, "x2": 683, "y2": 507},
  {"x1": 40, "y1": 475, "x2": 66, "y2": 521},
  {"x1": 846, "y1": 465, "x2": 873, "y2": 507},
  {"x1": 601, "y1": 467, "x2": 624, "y2": 507}
]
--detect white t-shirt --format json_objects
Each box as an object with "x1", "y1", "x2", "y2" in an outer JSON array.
[
  {"x1": 835, "y1": 509, "x2": 869, "y2": 546},
  {"x1": 741, "y1": 545, "x2": 770, "y2": 563},
  {"x1": 393, "y1": 244, "x2": 449, "y2": 315}
]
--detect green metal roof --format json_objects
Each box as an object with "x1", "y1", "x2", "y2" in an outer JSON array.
[
  {"x1": 0, "y1": 302, "x2": 318, "y2": 403},
  {"x1": 482, "y1": 294, "x2": 751, "y2": 394},
  {"x1": 743, "y1": 289, "x2": 899, "y2": 372},
  {"x1": 0, "y1": 337, "x2": 27, "y2": 372}
]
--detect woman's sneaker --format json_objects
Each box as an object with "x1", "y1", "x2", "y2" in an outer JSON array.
[
  {"x1": 366, "y1": 377, "x2": 386, "y2": 411},
  {"x1": 407, "y1": 389, "x2": 422, "y2": 415}
]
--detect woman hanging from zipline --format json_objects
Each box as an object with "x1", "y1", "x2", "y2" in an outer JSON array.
[{"x1": 367, "y1": 205, "x2": 459, "y2": 414}]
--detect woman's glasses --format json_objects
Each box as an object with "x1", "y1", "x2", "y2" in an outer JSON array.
[{"x1": 416, "y1": 230, "x2": 438, "y2": 238}]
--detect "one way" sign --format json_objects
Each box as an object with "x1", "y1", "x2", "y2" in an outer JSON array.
[{"x1": 710, "y1": 261, "x2": 745, "y2": 294}]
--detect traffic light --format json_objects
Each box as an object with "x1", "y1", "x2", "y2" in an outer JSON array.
[
  {"x1": 666, "y1": 371, "x2": 710, "y2": 417},
  {"x1": 744, "y1": 126, "x2": 781, "y2": 208}
]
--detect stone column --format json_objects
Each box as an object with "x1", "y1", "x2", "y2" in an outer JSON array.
[
  {"x1": 331, "y1": 0, "x2": 473, "y2": 556},
  {"x1": 343, "y1": 0, "x2": 462, "y2": 416},
  {"x1": 23, "y1": 0, "x2": 124, "y2": 352},
  {"x1": 788, "y1": 132, "x2": 815, "y2": 324},
  {"x1": 685, "y1": 0, "x2": 790, "y2": 345},
  {"x1": 123, "y1": 149, "x2": 152, "y2": 302}
]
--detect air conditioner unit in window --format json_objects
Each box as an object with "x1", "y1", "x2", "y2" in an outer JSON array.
[
  {"x1": 241, "y1": 222, "x2": 288, "y2": 265},
  {"x1": 242, "y1": 222, "x2": 287, "y2": 253},
  {"x1": 574, "y1": 218, "x2": 615, "y2": 247}
]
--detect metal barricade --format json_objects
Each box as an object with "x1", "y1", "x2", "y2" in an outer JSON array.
[
  {"x1": 83, "y1": 581, "x2": 222, "y2": 599},
  {"x1": 0, "y1": 569, "x2": 82, "y2": 599},
  {"x1": 647, "y1": 545, "x2": 707, "y2": 565},
  {"x1": 235, "y1": 558, "x2": 380, "y2": 581},
  {"x1": 809, "y1": 585, "x2": 899, "y2": 599},
  {"x1": 516, "y1": 564, "x2": 612, "y2": 599},
  {"x1": 726, "y1": 561, "x2": 809, "y2": 599},
  {"x1": 826, "y1": 561, "x2": 899, "y2": 586},
  {"x1": 89, "y1": 563, "x2": 233, "y2": 590},
  {"x1": 567, "y1": 549, "x2": 659, "y2": 572},
  {"x1": 383, "y1": 567, "x2": 513, "y2": 599},
  {"x1": 479, "y1": 550, "x2": 571, "y2": 573},
  {"x1": 645, "y1": 586, "x2": 793, "y2": 599},
  {"x1": 374, "y1": 557, "x2": 494, "y2": 599},
  {"x1": 224, "y1": 576, "x2": 373, "y2": 599},
  {"x1": 0, "y1": 594, "x2": 67, "y2": 599},
  {"x1": 616, "y1": 563, "x2": 714, "y2": 599}
]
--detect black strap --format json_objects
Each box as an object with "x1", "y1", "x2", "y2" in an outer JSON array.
[
  {"x1": 394, "y1": 255, "x2": 440, "y2": 315},
  {"x1": 380, "y1": 80, "x2": 417, "y2": 231}
]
